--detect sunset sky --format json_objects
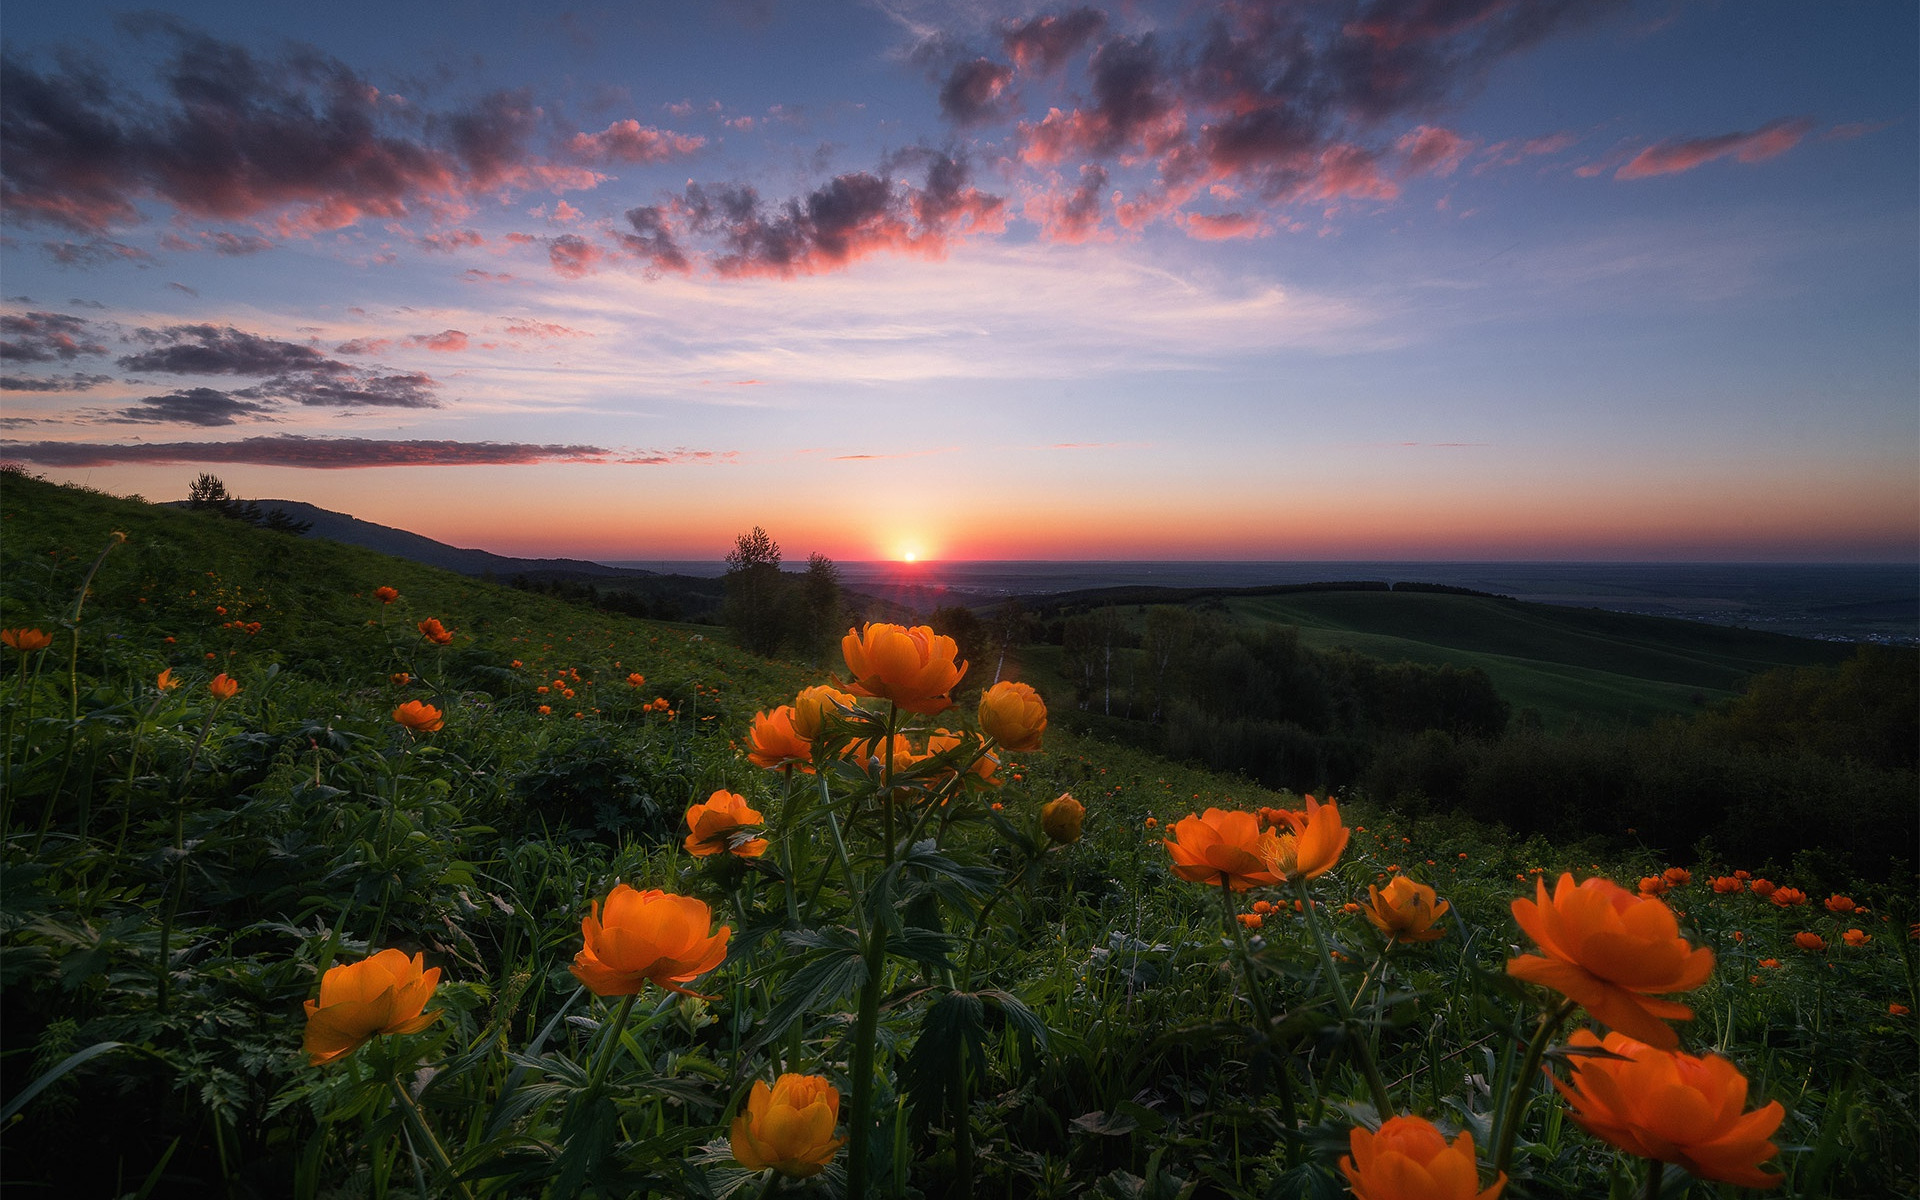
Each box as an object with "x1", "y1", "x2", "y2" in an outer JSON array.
[{"x1": 2, "y1": 1, "x2": 1914, "y2": 562}]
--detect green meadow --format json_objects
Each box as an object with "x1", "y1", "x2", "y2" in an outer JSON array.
[{"x1": 2, "y1": 471, "x2": 1914, "y2": 1200}]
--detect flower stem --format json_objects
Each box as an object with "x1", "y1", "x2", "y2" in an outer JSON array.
[
  {"x1": 1293, "y1": 878, "x2": 1394, "y2": 1117},
  {"x1": 845, "y1": 920, "x2": 891, "y2": 1200},
  {"x1": 1491, "y1": 998, "x2": 1579, "y2": 1179},
  {"x1": 389, "y1": 1075, "x2": 475, "y2": 1200},
  {"x1": 1643, "y1": 1159, "x2": 1664, "y2": 1200},
  {"x1": 1220, "y1": 878, "x2": 1300, "y2": 1164},
  {"x1": 585, "y1": 991, "x2": 639, "y2": 1098}
]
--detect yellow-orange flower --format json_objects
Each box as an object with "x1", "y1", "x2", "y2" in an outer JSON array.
[
  {"x1": 1165, "y1": 808, "x2": 1285, "y2": 891},
  {"x1": 746, "y1": 706, "x2": 813, "y2": 770},
  {"x1": 1769, "y1": 887, "x2": 1806, "y2": 908},
  {"x1": 302, "y1": 949, "x2": 441, "y2": 1065},
  {"x1": 570, "y1": 884, "x2": 730, "y2": 997},
  {"x1": 1507, "y1": 873, "x2": 1714, "y2": 1049},
  {"x1": 790, "y1": 684, "x2": 859, "y2": 739},
  {"x1": 417, "y1": 617, "x2": 454, "y2": 645},
  {"x1": 1364, "y1": 876, "x2": 1452, "y2": 942},
  {"x1": 1258, "y1": 794, "x2": 1350, "y2": 883},
  {"x1": 1793, "y1": 931, "x2": 1826, "y2": 952},
  {"x1": 684, "y1": 790, "x2": 769, "y2": 858},
  {"x1": 392, "y1": 700, "x2": 444, "y2": 733},
  {"x1": 840, "y1": 623, "x2": 966, "y2": 714},
  {"x1": 373, "y1": 586, "x2": 400, "y2": 604},
  {"x1": 1842, "y1": 928, "x2": 1870, "y2": 948},
  {"x1": 1340, "y1": 1114, "x2": 1505, "y2": 1200},
  {"x1": 1710, "y1": 876, "x2": 1743, "y2": 894},
  {"x1": 1041, "y1": 792, "x2": 1085, "y2": 844},
  {"x1": 1, "y1": 628, "x2": 53, "y2": 653},
  {"x1": 978, "y1": 681, "x2": 1047, "y2": 751},
  {"x1": 1662, "y1": 867, "x2": 1692, "y2": 887},
  {"x1": 1553, "y1": 1029, "x2": 1784, "y2": 1188},
  {"x1": 1824, "y1": 894, "x2": 1856, "y2": 914},
  {"x1": 729, "y1": 1073, "x2": 845, "y2": 1178},
  {"x1": 925, "y1": 729, "x2": 999, "y2": 786},
  {"x1": 1638, "y1": 875, "x2": 1670, "y2": 897},
  {"x1": 208, "y1": 673, "x2": 240, "y2": 700},
  {"x1": 1748, "y1": 878, "x2": 1776, "y2": 899},
  {"x1": 156, "y1": 668, "x2": 180, "y2": 691}
]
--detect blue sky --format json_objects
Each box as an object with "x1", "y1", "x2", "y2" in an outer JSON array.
[{"x1": 2, "y1": 1, "x2": 1914, "y2": 561}]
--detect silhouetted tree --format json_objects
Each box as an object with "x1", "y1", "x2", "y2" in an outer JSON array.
[{"x1": 724, "y1": 526, "x2": 792, "y2": 656}]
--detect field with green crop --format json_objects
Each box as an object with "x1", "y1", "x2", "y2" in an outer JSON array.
[{"x1": 2, "y1": 472, "x2": 1913, "y2": 1199}]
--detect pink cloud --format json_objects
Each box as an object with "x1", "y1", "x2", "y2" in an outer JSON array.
[
  {"x1": 1025, "y1": 165, "x2": 1110, "y2": 244},
  {"x1": 501, "y1": 319, "x2": 591, "y2": 340},
  {"x1": 1823, "y1": 120, "x2": 1894, "y2": 142},
  {"x1": 1396, "y1": 125, "x2": 1472, "y2": 177},
  {"x1": 0, "y1": 435, "x2": 611, "y2": 468},
  {"x1": 547, "y1": 234, "x2": 603, "y2": 278},
  {"x1": 407, "y1": 330, "x2": 469, "y2": 352},
  {"x1": 565, "y1": 119, "x2": 706, "y2": 164},
  {"x1": 1614, "y1": 118, "x2": 1814, "y2": 180},
  {"x1": 1181, "y1": 211, "x2": 1263, "y2": 240}
]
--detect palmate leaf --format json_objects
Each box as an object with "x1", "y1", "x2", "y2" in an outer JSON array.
[{"x1": 741, "y1": 940, "x2": 869, "y2": 1058}]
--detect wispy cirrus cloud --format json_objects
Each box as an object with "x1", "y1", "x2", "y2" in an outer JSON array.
[
  {"x1": 1609, "y1": 118, "x2": 1814, "y2": 180},
  {"x1": 0, "y1": 435, "x2": 618, "y2": 468}
]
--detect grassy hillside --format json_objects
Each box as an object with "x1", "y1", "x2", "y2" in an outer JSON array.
[{"x1": 2, "y1": 472, "x2": 1913, "y2": 1199}]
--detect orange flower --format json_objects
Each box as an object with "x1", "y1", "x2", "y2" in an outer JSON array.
[
  {"x1": 1252, "y1": 900, "x2": 1274, "y2": 914},
  {"x1": 1748, "y1": 878, "x2": 1776, "y2": 899},
  {"x1": 156, "y1": 668, "x2": 180, "y2": 691},
  {"x1": 790, "y1": 684, "x2": 859, "y2": 739},
  {"x1": 925, "y1": 729, "x2": 999, "y2": 786},
  {"x1": 417, "y1": 617, "x2": 454, "y2": 645},
  {"x1": 1768, "y1": 887, "x2": 1806, "y2": 908},
  {"x1": 1143, "y1": 817, "x2": 1157, "y2": 828},
  {"x1": 978, "y1": 681, "x2": 1047, "y2": 751},
  {"x1": 1164, "y1": 808, "x2": 1284, "y2": 891},
  {"x1": 1758, "y1": 958, "x2": 1782, "y2": 969},
  {"x1": 1256, "y1": 794, "x2": 1350, "y2": 883},
  {"x1": 1662, "y1": 867, "x2": 1691, "y2": 888},
  {"x1": 746, "y1": 706, "x2": 812, "y2": 770},
  {"x1": 1842, "y1": 928, "x2": 1870, "y2": 948},
  {"x1": 684, "y1": 790, "x2": 768, "y2": 858},
  {"x1": 1507, "y1": 874, "x2": 1714, "y2": 1049},
  {"x1": 570, "y1": 884, "x2": 730, "y2": 997},
  {"x1": 1792, "y1": 931, "x2": 1826, "y2": 952},
  {"x1": 1638, "y1": 876, "x2": 1669, "y2": 897},
  {"x1": 373, "y1": 586, "x2": 400, "y2": 604},
  {"x1": 1824, "y1": 894, "x2": 1856, "y2": 915},
  {"x1": 538, "y1": 705, "x2": 551, "y2": 715},
  {"x1": 392, "y1": 700, "x2": 445, "y2": 733},
  {"x1": 1891, "y1": 1003, "x2": 1910, "y2": 1016},
  {"x1": 208, "y1": 673, "x2": 240, "y2": 700},
  {"x1": 626, "y1": 672, "x2": 645, "y2": 687},
  {"x1": 302, "y1": 949, "x2": 441, "y2": 1065},
  {"x1": 2, "y1": 628, "x2": 52, "y2": 653},
  {"x1": 1040, "y1": 792, "x2": 1085, "y2": 844},
  {"x1": 729, "y1": 1073, "x2": 845, "y2": 1178},
  {"x1": 1237, "y1": 912, "x2": 1263, "y2": 929},
  {"x1": 840, "y1": 623, "x2": 966, "y2": 714},
  {"x1": 1553, "y1": 1029, "x2": 1784, "y2": 1188},
  {"x1": 1710, "y1": 876, "x2": 1743, "y2": 894},
  {"x1": 1340, "y1": 1114, "x2": 1505, "y2": 1200},
  {"x1": 1364, "y1": 876, "x2": 1452, "y2": 943},
  {"x1": 391, "y1": 672, "x2": 411, "y2": 687}
]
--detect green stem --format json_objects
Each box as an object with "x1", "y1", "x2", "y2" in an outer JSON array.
[
  {"x1": 1491, "y1": 998, "x2": 1578, "y2": 1179},
  {"x1": 777, "y1": 767, "x2": 802, "y2": 926},
  {"x1": 1293, "y1": 878, "x2": 1394, "y2": 1118},
  {"x1": 586, "y1": 992, "x2": 639, "y2": 1097},
  {"x1": 845, "y1": 922, "x2": 891, "y2": 1200},
  {"x1": 1643, "y1": 1158, "x2": 1664, "y2": 1200},
  {"x1": 1221, "y1": 878, "x2": 1300, "y2": 1165},
  {"x1": 390, "y1": 1075, "x2": 475, "y2": 1200}
]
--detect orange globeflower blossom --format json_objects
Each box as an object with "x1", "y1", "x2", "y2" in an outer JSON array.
[
  {"x1": 1041, "y1": 792, "x2": 1085, "y2": 844},
  {"x1": 392, "y1": 700, "x2": 445, "y2": 733},
  {"x1": 208, "y1": 673, "x2": 241, "y2": 700},
  {"x1": 373, "y1": 586, "x2": 400, "y2": 604},
  {"x1": 156, "y1": 668, "x2": 181, "y2": 691},
  {"x1": 1259, "y1": 794, "x2": 1351, "y2": 883},
  {"x1": 1237, "y1": 912, "x2": 1263, "y2": 929},
  {"x1": 417, "y1": 617, "x2": 454, "y2": 645},
  {"x1": 1662, "y1": 867, "x2": 1691, "y2": 888},
  {"x1": 1891, "y1": 1003, "x2": 1910, "y2": 1016},
  {"x1": 1757, "y1": 958, "x2": 1782, "y2": 969},
  {"x1": 925, "y1": 729, "x2": 999, "y2": 786},
  {"x1": 570, "y1": 884, "x2": 730, "y2": 997},
  {"x1": 2, "y1": 628, "x2": 53, "y2": 653},
  {"x1": 302, "y1": 949, "x2": 441, "y2": 1065},
  {"x1": 1793, "y1": 932, "x2": 1826, "y2": 952},
  {"x1": 1638, "y1": 876, "x2": 1669, "y2": 898},
  {"x1": 1340, "y1": 1114, "x2": 1505, "y2": 1200},
  {"x1": 1748, "y1": 878, "x2": 1777, "y2": 899},
  {"x1": 1842, "y1": 928, "x2": 1870, "y2": 948},
  {"x1": 537, "y1": 705, "x2": 551, "y2": 715},
  {"x1": 1364, "y1": 876, "x2": 1453, "y2": 943},
  {"x1": 683, "y1": 790, "x2": 768, "y2": 858},
  {"x1": 1769, "y1": 887, "x2": 1807, "y2": 908},
  {"x1": 840, "y1": 623, "x2": 966, "y2": 714},
  {"x1": 977, "y1": 680, "x2": 1047, "y2": 750},
  {"x1": 626, "y1": 672, "x2": 645, "y2": 687},
  {"x1": 730, "y1": 1073, "x2": 845, "y2": 1178},
  {"x1": 1507, "y1": 874, "x2": 1713, "y2": 1049},
  {"x1": 1824, "y1": 894, "x2": 1856, "y2": 915},
  {"x1": 746, "y1": 706, "x2": 813, "y2": 770},
  {"x1": 790, "y1": 684, "x2": 858, "y2": 740},
  {"x1": 1710, "y1": 876, "x2": 1744, "y2": 894},
  {"x1": 1554, "y1": 1029, "x2": 1784, "y2": 1189},
  {"x1": 1164, "y1": 808, "x2": 1284, "y2": 891}
]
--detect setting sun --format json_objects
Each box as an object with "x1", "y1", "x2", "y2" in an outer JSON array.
[{"x1": 902, "y1": 550, "x2": 918, "y2": 563}]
